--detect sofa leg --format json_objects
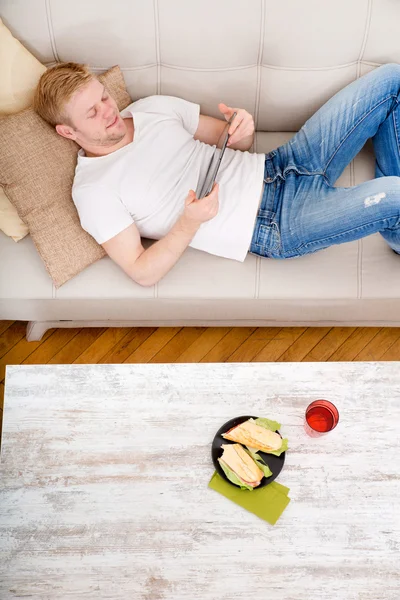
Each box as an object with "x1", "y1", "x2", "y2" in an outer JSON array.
[{"x1": 26, "y1": 321, "x2": 54, "y2": 342}]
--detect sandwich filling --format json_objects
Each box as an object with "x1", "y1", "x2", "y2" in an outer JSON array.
[{"x1": 218, "y1": 443, "x2": 264, "y2": 488}]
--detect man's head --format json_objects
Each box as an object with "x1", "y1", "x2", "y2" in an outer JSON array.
[{"x1": 33, "y1": 62, "x2": 127, "y2": 153}]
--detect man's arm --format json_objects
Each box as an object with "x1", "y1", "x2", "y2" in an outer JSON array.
[
  {"x1": 102, "y1": 219, "x2": 199, "y2": 287},
  {"x1": 194, "y1": 106, "x2": 255, "y2": 152},
  {"x1": 102, "y1": 184, "x2": 220, "y2": 287}
]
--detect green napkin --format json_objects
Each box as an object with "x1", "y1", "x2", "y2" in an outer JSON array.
[{"x1": 208, "y1": 471, "x2": 290, "y2": 525}]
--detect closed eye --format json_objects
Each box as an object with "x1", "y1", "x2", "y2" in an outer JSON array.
[{"x1": 87, "y1": 96, "x2": 109, "y2": 119}]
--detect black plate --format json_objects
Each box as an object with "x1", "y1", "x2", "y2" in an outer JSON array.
[{"x1": 212, "y1": 415, "x2": 286, "y2": 489}]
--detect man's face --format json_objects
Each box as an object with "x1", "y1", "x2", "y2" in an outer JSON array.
[{"x1": 58, "y1": 78, "x2": 126, "y2": 148}]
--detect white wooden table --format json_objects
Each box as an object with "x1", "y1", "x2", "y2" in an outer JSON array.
[{"x1": 0, "y1": 362, "x2": 399, "y2": 600}]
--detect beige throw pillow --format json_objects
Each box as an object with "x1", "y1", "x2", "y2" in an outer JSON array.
[
  {"x1": 0, "y1": 66, "x2": 132, "y2": 287},
  {"x1": 0, "y1": 17, "x2": 47, "y2": 241}
]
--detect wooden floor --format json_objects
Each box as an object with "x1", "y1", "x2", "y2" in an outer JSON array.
[{"x1": 2, "y1": 321, "x2": 400, "y2": 439}]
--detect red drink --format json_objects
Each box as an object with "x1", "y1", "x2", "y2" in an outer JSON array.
[{"x1": 305, "y1": 400, "x2": 339, "y2": 433}]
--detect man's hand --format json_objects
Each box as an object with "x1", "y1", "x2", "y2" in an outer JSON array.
[
  {"x1": 218, "y1": 102, "x2": 255, "y2": 150},
  {"x1": 181, "y1": 183, "x2": 220, "y2": 230}
]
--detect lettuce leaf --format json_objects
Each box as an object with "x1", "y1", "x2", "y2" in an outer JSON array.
[
  {"x1": 265, "y1": 437, "x2": 289, "y2": 457},
  {"x1": 218, "y1": 458, "x2": 255, "y2": 491},
  {"x1": 252, "y1": 417, "x2": 281, "y2": 431},
  {"x1": 243, "y1": 448, "x2": 272, "y2": 478}
]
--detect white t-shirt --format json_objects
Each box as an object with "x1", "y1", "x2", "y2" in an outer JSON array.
[{"x1": 72, "y1": 95, "x2": 265, "y2": 261}]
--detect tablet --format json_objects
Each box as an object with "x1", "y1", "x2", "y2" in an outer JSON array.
[{"x1": 196, "y1": 111, "x2": 237, "y2": 199}]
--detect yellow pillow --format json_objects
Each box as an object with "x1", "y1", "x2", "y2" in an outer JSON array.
[
  {"x1": 0, "y1": 17, "x2": 46, "y2": 242},
  {"x1": 0, "y1": 194, "x2": 28, "y2": 242}
]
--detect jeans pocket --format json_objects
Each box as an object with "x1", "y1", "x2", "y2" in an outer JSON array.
[{"x1": 257, "y1": 222, "x2": 281, "y2": 254}]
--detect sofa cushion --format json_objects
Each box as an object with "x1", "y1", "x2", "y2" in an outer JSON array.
[
  {"x1": 0, "y1": 65, "x2": 132, "y2": 288},
  {"x1": 0, "y1": 230, "x2": 53, "y2": 299},
  {"x1": 352, "y1": 137, "x2": 400, "y2": 299},
  {"x1": 0, "y1": 16, "x2": 47, "y2": 241}
]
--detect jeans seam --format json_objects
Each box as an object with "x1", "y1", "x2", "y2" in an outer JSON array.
[
  {"x1": 393, "y1": 108, "x2": 400, "y2": 157},
  {"x1": 283, "y1": 166, "x2": 332, "y2": 187},
  {"x1": 323, "y1": 93, "x2": 399, "y2": 185}
]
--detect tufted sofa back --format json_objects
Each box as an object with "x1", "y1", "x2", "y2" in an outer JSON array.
[{"x1": 2, "y1": 0, "x2": 399, "y2": 131}]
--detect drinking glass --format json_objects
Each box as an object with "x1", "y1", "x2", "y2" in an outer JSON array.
[{"x1": 305, "y1": 399, "x2": 339, "y2": 436}]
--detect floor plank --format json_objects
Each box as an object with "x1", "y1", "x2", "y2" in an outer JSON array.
[
  {"x1": 48, "y1": 328, "x2": 106, "y2": 364},
  {"x1": 0, "y1": 321, "x2": 14, "y2": 337},
  {"x1": 124, "y1": 327, "x2": 182, "y2": 363},
  {"x1": 0, "y1": 322, "x2": 27, "y2": 360},
  {"x1": 301, "y1": 327, "x2": 356, "y2": 362},
  {"x1": 200, "y1": 328, "x2": 256, "y2": 363},
  {"x1": 99, "y1": 328, "x2": 156, "y2": 363},
  {"x1": 353, "y1": 328, "x2": 400, "y2": 361},
  {"x1": 380, "y1": 336, "x2": 400, "y2": 360},
  {"x1": 150, "y1": 327, "x2": 206, "y2": 363},
  {"x1": 21, "y1": 329, "x2": 82, "y2": 365},
  {"x1": 73, "y1": 328, "x2": 132, "y2": 364},
  {"x1": 327, "y1": 328, "x2": 382, "y2": 361},
  {"x1": 227, "y1": 328, "x2": 282, "y2": 362},
  {"x1": 252, "y1": 327, "x2": 307, "y2": 362},
  {"x1": 278, "y1": 327, "x2": 331, "y2": 362},
  {"x1": 176, "y1": 328, "x2": 232, "y2": 363}
]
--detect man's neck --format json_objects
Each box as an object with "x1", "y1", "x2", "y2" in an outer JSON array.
[{"x1": 83, "y1": 117, "x2": 134, "y2": 158}]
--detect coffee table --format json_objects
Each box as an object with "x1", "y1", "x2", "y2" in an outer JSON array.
[{"x1": 1, "y1": 362, "x2": 399, "y2": 599}]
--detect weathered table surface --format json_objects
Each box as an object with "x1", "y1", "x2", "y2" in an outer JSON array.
[{"x1": 0, "y1": 362, "x2": 399, "y2": 600}]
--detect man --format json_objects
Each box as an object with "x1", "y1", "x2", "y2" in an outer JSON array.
[{"x1": 34, "y1": 62, "x2": 400, "y2": 287}]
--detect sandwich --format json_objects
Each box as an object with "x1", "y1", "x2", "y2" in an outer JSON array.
[
  {"x1": 222, "y1": 418, "x2": 283, "y2": 453},
  {"x1": 218, "y1": 443, "x2": 264, "y2": 489}
]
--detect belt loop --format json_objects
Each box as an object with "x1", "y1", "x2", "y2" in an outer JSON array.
[{"x1": 264, "y1": 151, "x2": 277, "y2": 182}]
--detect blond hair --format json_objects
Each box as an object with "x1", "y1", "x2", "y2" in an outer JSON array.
[{"x1": 33, "y1": 61, "x2": 95, "y2": 127}]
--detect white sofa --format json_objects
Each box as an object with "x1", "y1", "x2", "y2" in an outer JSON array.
[{"x1": 1, "y1": 0, "x2": 400, "y2": 341}]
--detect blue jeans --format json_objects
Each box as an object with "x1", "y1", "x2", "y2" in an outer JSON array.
[{"x1": 249, "y1": 62, "x2": 400, "y2": 259}]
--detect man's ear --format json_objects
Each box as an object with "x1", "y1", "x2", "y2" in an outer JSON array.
[{"x1": 55, "y1": 123, "x2": 77, "y2": 141}]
